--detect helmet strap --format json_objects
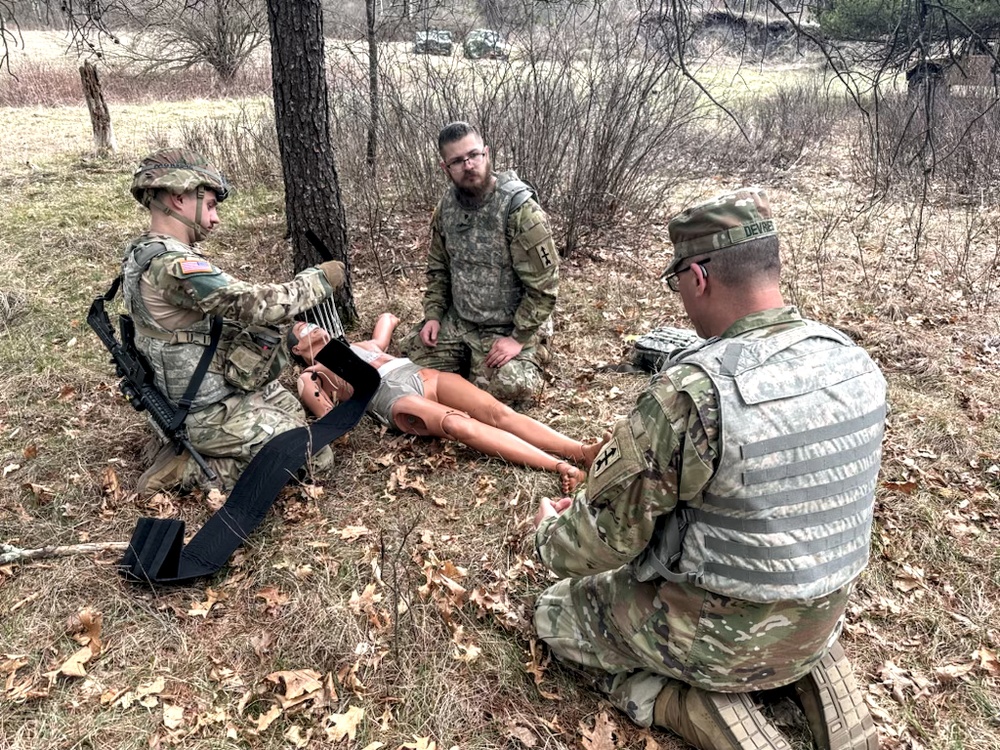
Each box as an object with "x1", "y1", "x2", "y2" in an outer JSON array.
[{"x1": 149, "y1": 189, "x2": 206, "y2": 244}]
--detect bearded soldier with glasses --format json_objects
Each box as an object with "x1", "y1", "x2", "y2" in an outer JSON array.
[{"x1": 400, "y1": 122, "x2": 559, "y2": 405}]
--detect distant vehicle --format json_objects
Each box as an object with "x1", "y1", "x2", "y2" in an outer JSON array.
[
  {"x1": 463, "y1": 29, "x2": 511, "y2": 60},
  {"x1": 414, "y1": 30, "x2": 453, "y2": 56},
  {"x1": 906, "y1": 39, "x2": 998, "y2": 95}
]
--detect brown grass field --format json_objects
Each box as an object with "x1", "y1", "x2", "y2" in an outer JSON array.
[{"x1": 1, "y1": 29, "x2": 999, "y2": 750}]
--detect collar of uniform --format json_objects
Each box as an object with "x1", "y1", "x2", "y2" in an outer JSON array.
[{"x1": 719, "y1": 306, "x2": 802, "y2": 339}]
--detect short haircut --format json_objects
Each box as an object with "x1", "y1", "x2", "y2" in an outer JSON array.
[
  {"x1": 699, "y1": 235, "x2": 781, "y2": 287},
  {"x1": 438, "y1": 121, "x2": 481, "y2": 153}
]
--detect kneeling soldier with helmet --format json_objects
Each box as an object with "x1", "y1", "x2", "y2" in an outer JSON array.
[
  {"x1": 118, "y1": 148, "x2": 347, "y2": 492},
  {"x1": 533, "y1": 188, "x2": 885, "y2": 750}
]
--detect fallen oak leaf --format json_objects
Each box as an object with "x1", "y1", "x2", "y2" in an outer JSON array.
[
  {"x1": 163, "y1": 703, "x2": 184, "y2": 730},
  {"x1": 265, "y1": 669, "x2": 324, "y2": 708},
  {"x1": 255, "y1": 586, "x2": 290, "y2": 608},
  {"x1": 325, "y1": 704, "x2": 365, "y2": 742},
  {"x1": 254, "y1": 704, "x2": 283, "y2": 732},
  {"x1": 579, "y1": 710, "x2": 618, "y2": 750}
]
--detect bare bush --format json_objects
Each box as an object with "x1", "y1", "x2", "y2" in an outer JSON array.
[
  {"x1": 0, "y1": 57, "x2": 272, "y2": 106},
  {"x1": 678, "y1": 80, "x2": 854, "y2": 182},
  {"x1": 327, "y1": 1, "x2": 704, "y2": 257},
  {"x1": 854, "y1": 90, "x2": 1000, "y2": 203},
  {"x1": 166, "y1": 102, "x2": 281, "y2": 188}
]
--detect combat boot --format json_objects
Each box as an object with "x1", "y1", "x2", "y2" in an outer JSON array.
[
  {"x1": 653, "y1": 680, "x2": 792, "y2": 750},
  {"x1": 794, "y1": 641, "x2": 879, "y2": 750},
  {"x1": 137, "y1": 441, "x2": 194, "y2": 495}
]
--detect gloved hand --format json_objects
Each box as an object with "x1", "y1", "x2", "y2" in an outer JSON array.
[{"x1": 317, "y1": 260, "x2": 346, "y2": 289}]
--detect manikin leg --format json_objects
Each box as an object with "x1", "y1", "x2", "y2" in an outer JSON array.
[{"x1": 429, "y1": 371, "x2": 605, "y2": 467}]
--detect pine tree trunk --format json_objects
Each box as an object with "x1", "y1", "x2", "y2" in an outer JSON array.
[
  {"x1": 265, "y1": 0, "x2": 357, "y2": 324},
  {"x1": 79, "y1": 62, "x2": 117, "y2": 156}
]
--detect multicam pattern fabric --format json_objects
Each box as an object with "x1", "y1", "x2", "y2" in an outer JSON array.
[
  {"x1": 401, "y1": 309, "x2": 544, "y2": 403},
  {"x1": 405, "y1": 170, "x2": 558, "y2": 402},
  {"x1": 534, "y1": 307, "x2": 868, "y2": 710},
  {"x1": 663, "y1": 187, "x2": 777, "y2": 276},
  {"x1": 122, "y1": 232, "x2": 335, "y2": 491},
  {"x1": 151, "y1": 381, "x2": 334, "y2": 491},
  {"x1": 131, "y1": 148, "x2": 230, "y2": 206}
]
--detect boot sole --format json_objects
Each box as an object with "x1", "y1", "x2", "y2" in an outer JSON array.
[
  {"x1": 706, "y1": 692, "x2": 794, "y2": 750},
  {"x1": 795, "y1": 641, "x2": 879, "y2": 750}
]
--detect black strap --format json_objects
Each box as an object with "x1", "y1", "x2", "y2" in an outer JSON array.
[
  {"x1": 118, "y1": 338, "x2": 380, "y2": 585},
  {"x1": 168, "y1": 314, "x2": 223, "y2": 431},
  {"x1": 102, "y1": 274, "x2": 223, "y2": 433}
]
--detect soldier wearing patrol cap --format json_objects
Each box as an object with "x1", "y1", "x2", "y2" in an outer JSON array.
[
  {"x1": 399, "y1": 121, "x2": 558, "y2": 404},
  {"x1": 123, "y1": 148, "x2": 347, "y2": 493},
  {"x1": 532, "y1": 187, "x2": 886, "y2": 750}
]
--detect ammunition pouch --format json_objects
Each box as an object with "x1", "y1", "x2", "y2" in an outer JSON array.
[{"x1": 223, "y1": 325, "x2": 288, "y2": 391}]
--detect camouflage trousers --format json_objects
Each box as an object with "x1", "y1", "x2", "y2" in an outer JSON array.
[
  {"x1": 141, "y1": 380, "x2": 334, "y2": 492},
  {"x1": 534, "y1": 567, "x2": 848, "y2": 728},
  {"x1": 399, "y1": 310, "x2": 544, "y2": 404}
]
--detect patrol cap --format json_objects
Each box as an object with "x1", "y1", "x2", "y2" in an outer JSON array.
[
  {"x1": 662, "y1": 187, "x2": 777, "y2": 277},
  {"x1": 131, "y1": 148, "x2": 230, "y2": 207}
]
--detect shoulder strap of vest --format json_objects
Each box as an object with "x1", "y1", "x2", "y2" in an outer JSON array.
[
  {"x1": 498, "y1": 174, "x2": 537, "y2": 237},
  {"x1": 131, "y1": 237, "x2": 173, "y2": 271}
]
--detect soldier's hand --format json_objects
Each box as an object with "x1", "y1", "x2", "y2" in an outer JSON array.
[
  {"x1": 317, "y1": 260, "x2": 346, "y2": 290},
  {"x1": 485, "y1": 336, "x2": 522, "y2": 368},
  {"x1": 420, "y1": 319, "x2": 440, "y2": 347},
  {"x1": 534, "y1": 496, "x2": 572, "y2": 528}
]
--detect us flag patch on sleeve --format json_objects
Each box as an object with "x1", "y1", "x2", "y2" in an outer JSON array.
[{"x1": 179, "y1": 259, "x2": 214, "y2": 275}]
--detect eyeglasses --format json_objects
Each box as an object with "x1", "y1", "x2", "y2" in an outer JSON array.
[
  {"x1": 444, "y1": 150, "x2": 487, "y2": 171},
  {"x1": 664, "y1": 257, "x2": 710, "y2": 292}
]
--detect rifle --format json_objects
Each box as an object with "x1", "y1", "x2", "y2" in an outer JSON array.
[{"x1": 88, "y1": 280, "x2": 219, "y2": 481}]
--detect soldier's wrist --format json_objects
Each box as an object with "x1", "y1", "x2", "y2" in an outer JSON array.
[{"x1": 512, "y1": 328, "x2": 534, "y2": 345}]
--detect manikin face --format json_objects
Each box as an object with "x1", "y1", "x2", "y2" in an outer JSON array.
[{"x1": 440, "y1": 133, "x2": 491, "y2": 195}]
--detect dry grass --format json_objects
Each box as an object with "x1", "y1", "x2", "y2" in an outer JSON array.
[{"x1": 2, "y1": 45, "x2": 1000, "y2": 750}]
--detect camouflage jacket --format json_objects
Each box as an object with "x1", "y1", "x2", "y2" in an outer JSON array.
[
  {"x1": 122, "y1": 233, "x2": 333, "y2": 407},
  {"x1": 535, "y1": 307, "x2": 860, "y2": 689},
  {"x1": 422, "y1": 171, "x2": 558, "y2": 344}
]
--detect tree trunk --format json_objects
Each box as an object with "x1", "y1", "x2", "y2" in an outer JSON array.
[
  {"x1": 265, "y1": 0, "x2": 357, "y2": 325},
  {"x1": 365, "y1": 0, "x2": 379, "y2": 176},
  {"x1": 79, "y1": 62, "x2": 117, "y2": 156}
]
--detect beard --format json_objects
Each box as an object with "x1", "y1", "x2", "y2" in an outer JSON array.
[{"x1": 452, "y1": 158, "x2": 494, "y2": 203}]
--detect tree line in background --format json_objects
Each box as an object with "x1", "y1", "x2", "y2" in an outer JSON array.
[{"x1": 1, "y1": 0, "x2": 998, "y2": 316}]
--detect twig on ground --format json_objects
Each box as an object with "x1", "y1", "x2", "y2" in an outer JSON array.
[{"x1": 0, "y1": 541, "x2": 129, "y2": 565}]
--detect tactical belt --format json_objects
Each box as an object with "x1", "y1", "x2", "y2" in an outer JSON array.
[{"x1": 118, "y1": 338, "x2": 379, "y2": 585}]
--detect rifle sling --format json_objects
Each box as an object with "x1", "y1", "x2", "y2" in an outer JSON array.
[
  {"x1": 118, "y1": 338, "x2": 380, "y2": 586},
  {"x1": 168, "y1": 313, "x2": 223, "y2": 432}
]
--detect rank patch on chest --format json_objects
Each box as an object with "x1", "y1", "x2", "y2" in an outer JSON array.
[
  {"x1": 591, "y1": 438, "x2": 621, "y2": 478},
  {"x1": 179, "y1": 259, "x2": 214, "y2": 275}
]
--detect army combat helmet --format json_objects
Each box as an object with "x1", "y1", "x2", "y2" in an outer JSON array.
[{"x1": 131, "y1": 148, "x2": 230, "y2": 242}]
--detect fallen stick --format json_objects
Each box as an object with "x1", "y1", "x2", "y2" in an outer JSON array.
[{"x1": 1, "y1": 542, "x2": 129, "y2": 565}]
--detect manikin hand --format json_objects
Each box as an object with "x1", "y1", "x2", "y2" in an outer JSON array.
[
  {"x1": 534, "y1": 496, "x2": 572, "y2": 529},
  {"x1": 485, "y1": 336, "x2": 523, "y2": 369},
  {"x1": 420, "y1": 319, "x2": 440, "y2": 347}
]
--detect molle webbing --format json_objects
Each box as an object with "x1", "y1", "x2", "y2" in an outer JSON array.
[
  {"x1": 742, "y1": 425, "x2": 885, "y2": 485},
  {"x1": 646, "y1": 321, "x2": 887, "y2": 603}
]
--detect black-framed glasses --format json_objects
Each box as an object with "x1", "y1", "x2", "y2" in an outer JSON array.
[
  {"x1": 445, "y1": 150, "x2": 487, "y2": 171},
  {"x1": 664, "y1": 257, "x2": 710, "y2": 292}
]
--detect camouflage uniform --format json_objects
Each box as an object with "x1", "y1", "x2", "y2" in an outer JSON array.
[
  {"x1": 534, "y1": 307, "x2": 869, "y2": 728},
  {"x1": 401, "y1": 170, "x2": 558, "y2": 403},
  {"x1": 124, "y1": 233, "x2": 336, "y2": 490}
]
